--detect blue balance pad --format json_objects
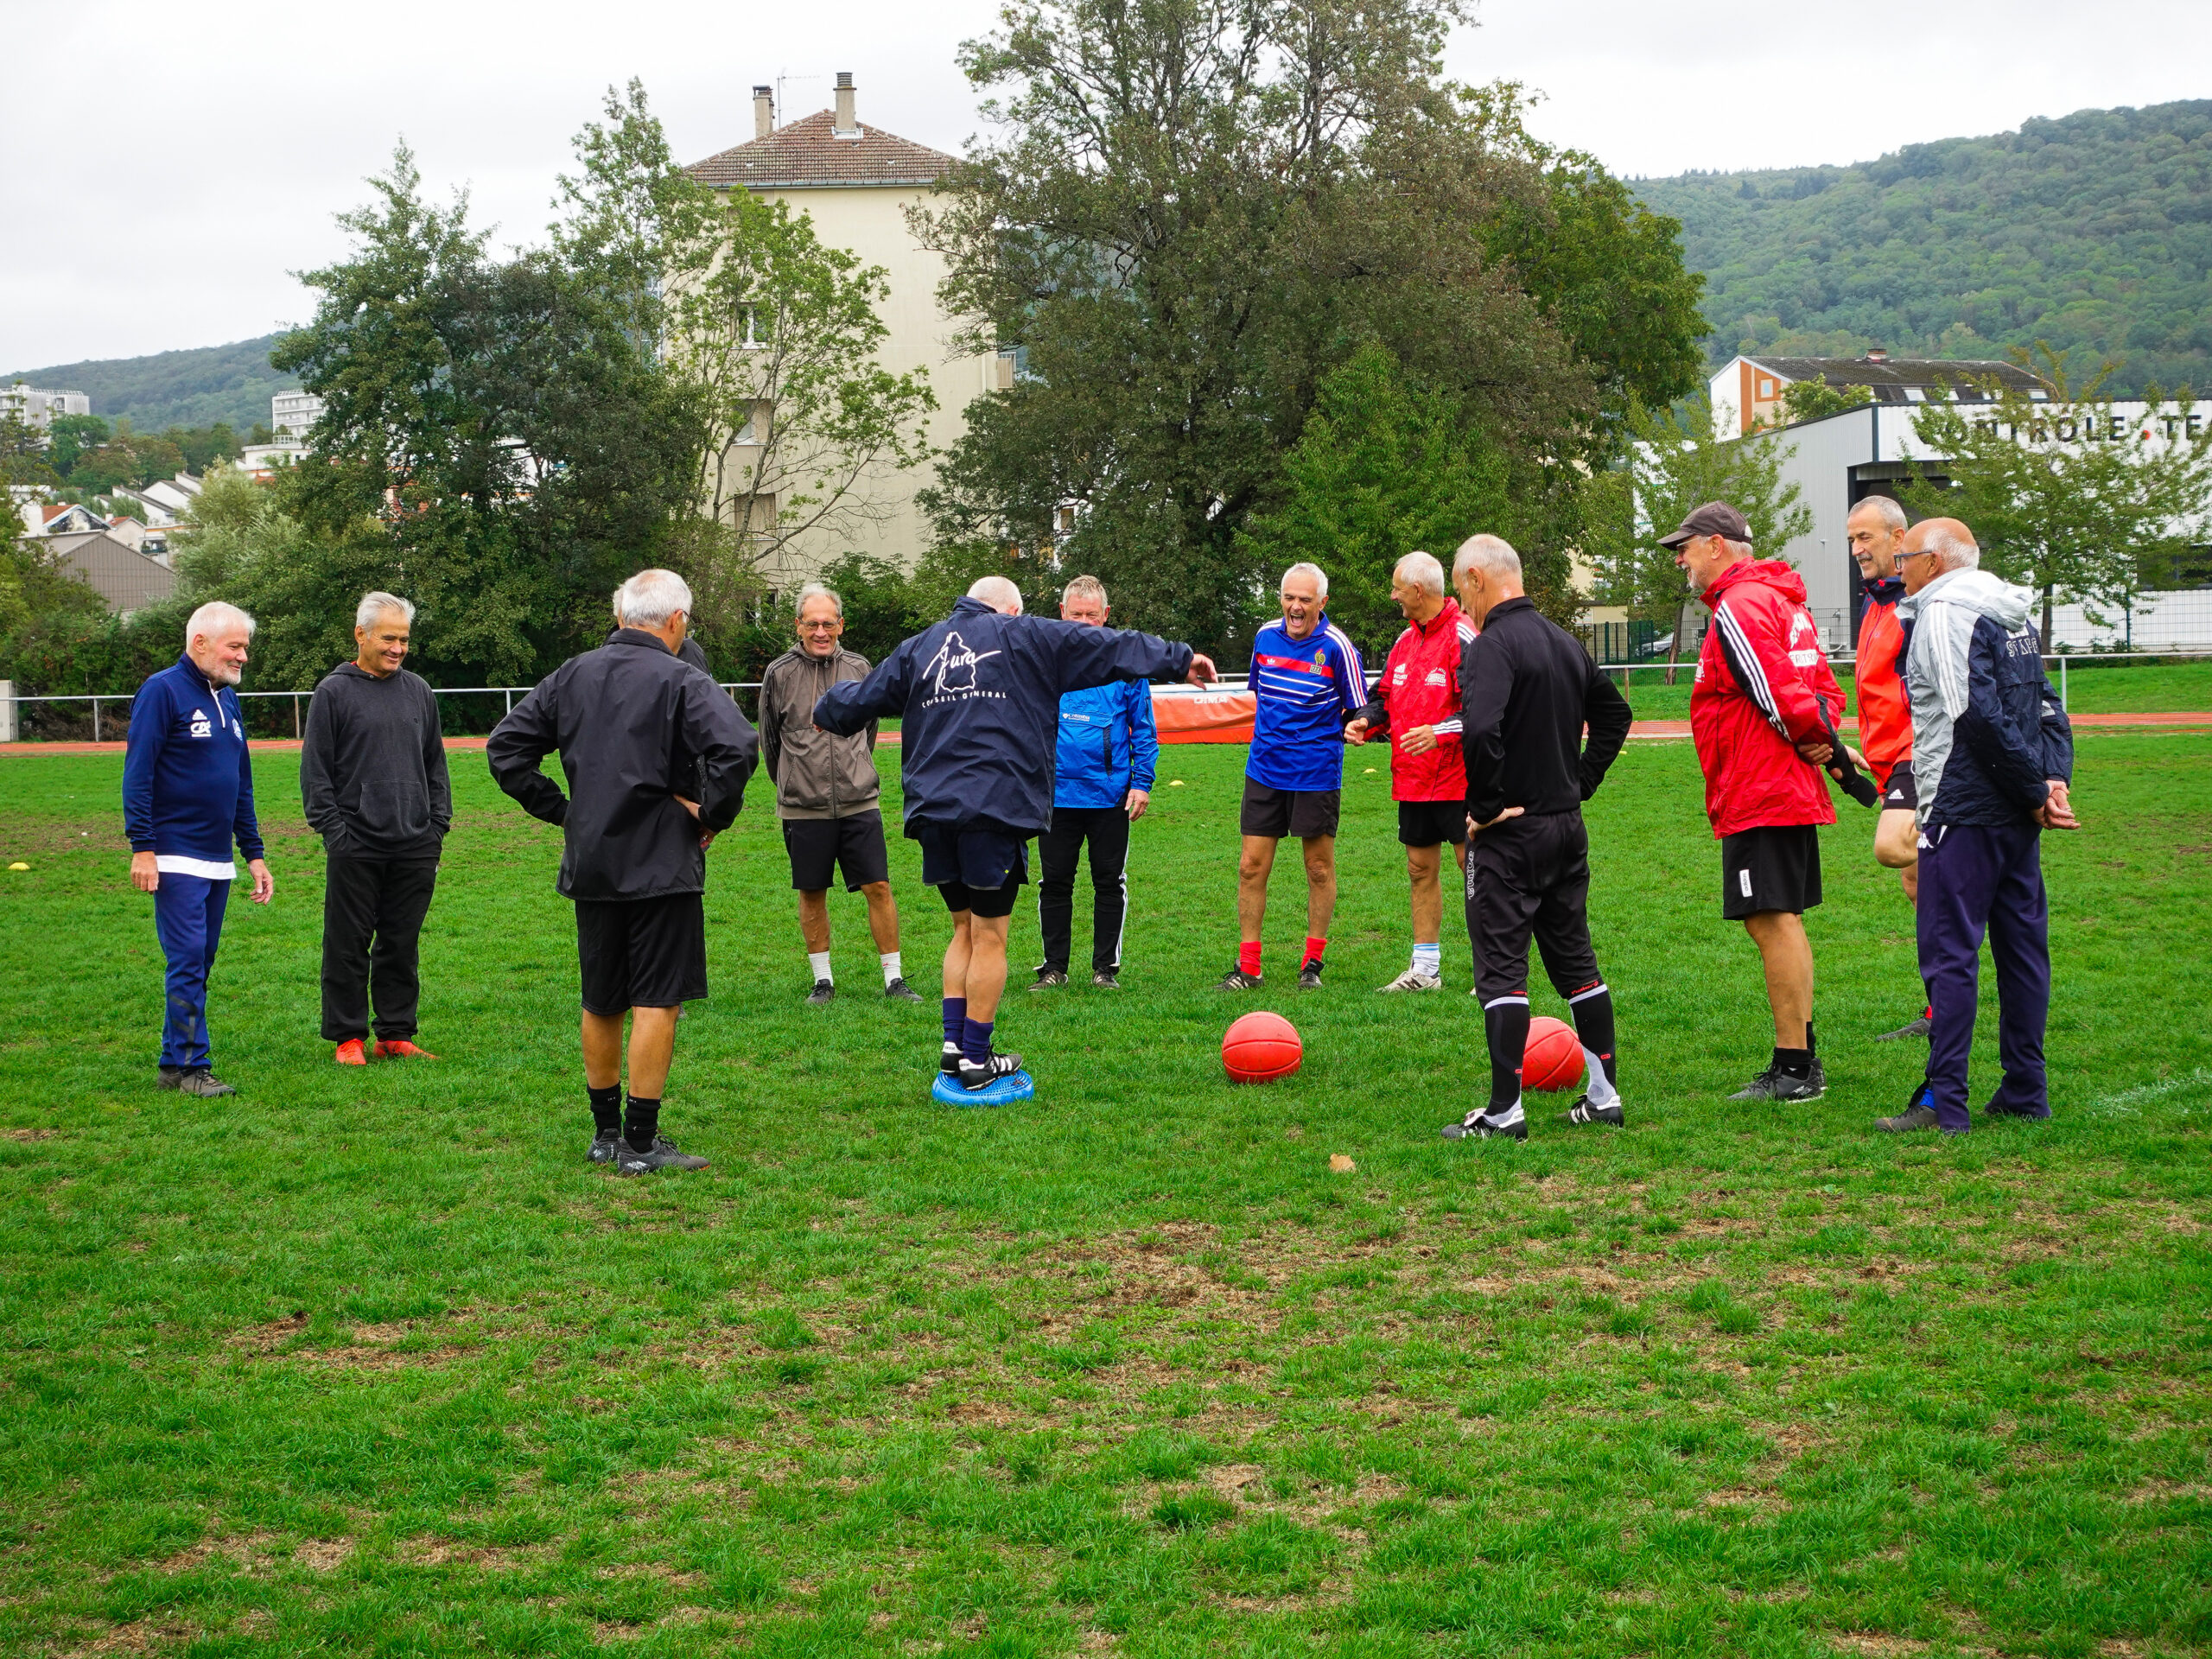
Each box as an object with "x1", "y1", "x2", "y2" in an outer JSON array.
[{"x1": 931, "y1": 1069, "x2": 1036, "y2": 1108}]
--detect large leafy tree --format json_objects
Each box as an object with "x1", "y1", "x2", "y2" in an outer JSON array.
[{"x1": 914, "y1": 0, "x2": 1705, "y2": 649}]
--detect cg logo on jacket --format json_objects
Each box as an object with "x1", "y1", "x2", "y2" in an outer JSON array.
[{"x1": 924, "y1": 631, "x2": 1007, "y2": 706}]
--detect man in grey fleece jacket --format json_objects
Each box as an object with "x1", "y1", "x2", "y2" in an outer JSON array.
[
  {"x1": 756, "y1": 582, "x2": 918, "y2": 1003},
  {"x1": 301, "y1": 592, "x2": 452, "y2": 1064}
]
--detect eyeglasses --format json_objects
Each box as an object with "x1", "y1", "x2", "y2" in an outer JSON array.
[
  {"x1": 1896, "y1": 548, "x2": 1941, "y2": 564},
  {"x1": 799, "y1": 620, "x2": 839, "y2": 630}
]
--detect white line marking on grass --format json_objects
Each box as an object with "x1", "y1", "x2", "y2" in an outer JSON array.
[{"x1": 2085, "y1": 1067, "x2": 2212, "y2": 1117}]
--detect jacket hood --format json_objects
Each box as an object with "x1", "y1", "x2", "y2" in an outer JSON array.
[
  {"x1": 1702, "y1": 557, "x2": 1808, "y2": 608},
  {"x1": 1862, "y1": 576, "x2": 1904, "y2": 606},
  {"x1": 1897, "y1": 568, "x2": 2032, "y2": 630}
]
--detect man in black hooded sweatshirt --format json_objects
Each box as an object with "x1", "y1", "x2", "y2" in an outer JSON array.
[{"x1": 302, "y1": 591, "x2": 452, "y2": 1066}]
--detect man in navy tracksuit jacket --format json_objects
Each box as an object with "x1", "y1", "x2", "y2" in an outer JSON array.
[
  {"x1": 123, "y1": 604, "x2": 276, "y2": 1096},
  {"x1": 1033, "y1": 575, "x2": 1161, "y2": 989},
  {"x1": 1878, "y1": 519, "x2": 2077, "y2": 1135},
  {"x1": 815, "y1": 576, "x2": 1214, "y2": 1091}
]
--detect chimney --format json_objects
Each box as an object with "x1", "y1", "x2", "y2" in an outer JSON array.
[
  {"x1": 834, "y1": 71, "x2": 857, "y2": 137},
  {"x1": 1865, "y1": 346, "x2": 1889, "y2": 363},
  {"x1": 753, "y1": 85, "x2": 774, "y2": 139}
]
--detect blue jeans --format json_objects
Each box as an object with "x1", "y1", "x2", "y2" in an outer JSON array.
[
  {"x1": 154, "y1": 873, "x2": 231, "y2": 1070},
  {"x1": 1917, "y1": 819, "x2": 2051, "y2": 1132}
]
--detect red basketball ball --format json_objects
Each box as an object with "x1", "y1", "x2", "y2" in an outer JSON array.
[
  {"x1": 1522, "y1": 1015, "x2": 1586, "y2": 1092},
  {"x1": 1223, "y1": 1011, "x2": 1302, "y2": 1083}
]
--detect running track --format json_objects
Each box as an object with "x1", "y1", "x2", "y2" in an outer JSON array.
[{"x1": 6, "y1": 710, "x2": 2208, "y2": 758}]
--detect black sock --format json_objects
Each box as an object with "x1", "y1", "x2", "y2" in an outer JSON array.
[
  {"x1": 1805, "y1": 1021, "x2": 1817, "y2": 1057},
  {"x1": 623, "y1": 1096, "x2": 660, "y2": 1153},
  {"x1": 588, "y1": 1084, "x2": 622, "y2": 1137},
  {"x1": 1482, "y1": 997, "x2": 1529, "y2": 1114},
  {"x1": 1568, "y1": 988, "x2": 1618, "y2": 1090},
  {"x1": 1774, "y1": 1047, "x2": 1812, "y2": 1079}
]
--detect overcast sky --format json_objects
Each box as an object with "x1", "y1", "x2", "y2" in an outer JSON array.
[{"x1": 4, "y1": 0, "x2": 2205, "y2": 373}]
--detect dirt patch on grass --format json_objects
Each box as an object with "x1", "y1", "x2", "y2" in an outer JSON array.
[
  {"x1": 293, "y1": 1538, "x2": 354, "y2": 1572},
  {"x1": 65, "y1": 1617, "x2": 200, "y2": 1656},
  {"x1": 156, "y1": 1530, "x2": 278, "y2": 1573},
  {"x1": 395, "y1": 1535, "x2": 549, "y2": 1570},
  {"x1": 1, "y1": 1127, "x2": 60, "y2": 1141}
]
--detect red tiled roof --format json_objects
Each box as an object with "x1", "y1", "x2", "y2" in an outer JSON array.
[{"x1": 689, "y1": 110, "x2": 957, "y2": 190}]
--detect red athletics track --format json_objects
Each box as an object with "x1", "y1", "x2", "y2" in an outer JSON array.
[{"x1": 4, "y1": 710, "x2": 2208, "y2": 757}]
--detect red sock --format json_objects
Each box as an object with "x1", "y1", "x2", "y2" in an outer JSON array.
[
  {"x1": 1304, "y1": 936, "x2": 1328, "y2": 963},
  {"x1": 1238, "y1": 941, "x2": 1262, "y2": 976}
]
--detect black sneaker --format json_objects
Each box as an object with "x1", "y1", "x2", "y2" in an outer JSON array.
[
  {"x1": 615, "y1": 1136, "x2": 710, "y2": 1176},
  {"x1": 884, "y1": 976, "x2": 923, "y2": 1002},
  {"x1": 1875, "y1": 1014, "x2": 1933, "y2": 1041},
  {"x1": 1731, "y1": 1061, "x2": 1826, "y2": 1102},
  {"x1": 1442, "y1": 1103, "x2": 1526, "y2": 1141},
  {"x1": 940, "y1": 1041, "x2": 961, "y2": 1076},
  {"x1": 1562, "y1": 1095, "x2": 1624, "y2": 1127},
  {"x1": 588, "y1": 1129, "x2": 621, "y2": 1166},
  {"x1": 1983, "y1": 1098, "x2": 2052, "y2": 1121},
  {"x1": 159, "y1": 1066, "x2": 237, "y2": 1097},
  {"x1": 1297, "y1": 956, "x2": 1325, "y2": 989},
  {"x1": 956, "y1": 1049, "x2": 1026, "y2": 1090},
  {"x1": 805, "y1": 979, "x2": 836, "y2": 1006},
  {"x1": 1091, "y1": 969, "x2": 1121, "y2": 989},
  {"x1": 1216, "y1": 965, "x2": 1264, "y2": 990},
  {"x1": 1031, "y1": 968, "x2": 1069, "y2": 990}
]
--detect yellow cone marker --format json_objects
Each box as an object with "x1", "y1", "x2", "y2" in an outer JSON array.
[
  {"x1": 1329, "y1": 1154, "x2": 1356, "y2": 1173},
  {"x1": 7, "y1": 862, "x2": 27, "y2": 871}
]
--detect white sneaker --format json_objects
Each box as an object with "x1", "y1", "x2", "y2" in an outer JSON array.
[{"x1": 1376, "y1": 968, "x2": 1442, "y2": 993}]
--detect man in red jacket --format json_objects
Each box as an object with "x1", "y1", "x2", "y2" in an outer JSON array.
[
  {"x1": 1848, "y1": 495, "x2": 1934, "y2": 1041},
  {"x1": 1345, "y1": 550, "x2": 1476, "y2": 991},
  {"x1": 1665, "y1": 501, "x2": 1849, "y2": 1102}
]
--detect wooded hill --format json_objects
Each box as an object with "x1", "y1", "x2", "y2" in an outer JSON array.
[
  {"x1": 1634, "y1": 99, "x2": 2212, "y2": 396},
  {"x1": 3, "y1": 334, "x2": 291, "y2": 434}
]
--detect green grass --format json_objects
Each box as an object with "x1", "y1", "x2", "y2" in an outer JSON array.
[
  {"x1": 1619, "y1": 658, "x2": 2212, "y2": 721},
  {"x1": 2, "y1": 735, "x2": 2209, "y2": 1657}
]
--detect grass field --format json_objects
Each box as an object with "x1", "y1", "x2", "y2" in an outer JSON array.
[{"x1": 2, "y1": 733, "x2": 2209, "y2": 1658}]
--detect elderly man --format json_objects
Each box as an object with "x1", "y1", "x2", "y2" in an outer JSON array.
[
  {"x1": 1345, "y1": 550, "x2": 1475, "y2": 992},
  {"x1": 124, "y1": 601, "x2": 275, "y2": 1097},
  {"x1": 302, "y1": 592, "x2": 451, "y2": 1065},
  {"x1": 757, "y1": 582, "x2": 918, "y2": 1004},
  {"x1": 1848, "y1": 496, "x2": 1934, "y2": 1041},
  {"x1": 1442, "y1": 535, "x2": 1634, "y2": 1141},
  {"x1": 1220, "y1": 563, "x2": 1369, "y2": 992},
  {"x1": 815, "y1": 575, "x2": 1215, "y2": 1093},
  {"x1": 1667, "y1": 501, "x2": 1853, "y2": 1102},
  {"x1": 1033, "y1": 575, "x2": 1160, "y2": 991},
  {"x1": 1877, "y1": 519, "x2": 2076, "y2": 1135},
  {"x1": 488, "y1": 570, "x2": 758, "y2": 1174}
]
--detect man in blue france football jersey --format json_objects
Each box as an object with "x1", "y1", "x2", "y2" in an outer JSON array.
[{"x1": 1218, "y1": 563, "x2": 1370, "y2": 991}]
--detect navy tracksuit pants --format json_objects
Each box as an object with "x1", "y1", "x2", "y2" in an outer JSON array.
[
  {"x1": 1916, "y1": 819, "x2": 2052, "y2": 1133},
  {"x1": 154, "y1": 872, "x2": 230, "y2": 1070}
]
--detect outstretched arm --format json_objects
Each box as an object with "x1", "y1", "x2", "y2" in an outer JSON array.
[{"x1": 816, "y1": 642, "x2": 915, "y2": 734}]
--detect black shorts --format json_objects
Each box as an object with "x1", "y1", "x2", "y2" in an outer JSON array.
[
  {"x1": 1879, "y1": 760, "x2": 1918, "y2": 813},
  {"x1": 1465, "y1": 811, "x2": 1601, "y2": 1004},
  {"x1": 784, "y1": 811, "x2": 891, "y2": 892},
  {"x1": 914, "y1": 823, "x2": 1028, "y2": 919},
  {"x1": 1720, "y1": 824, "x2": 1823, "y2": 920},
  {"x1": 575, "y1": 893, "x2": 707, "y2": 1014},
  {"x1": 1240, "y1": 778, "x2": 1340, "y2": 839},
  {"x1": 1398, "y1": 799, "x2": 1467, "y2": 848}
]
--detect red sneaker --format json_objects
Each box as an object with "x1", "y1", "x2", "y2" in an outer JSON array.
[
  {"x1": 334, "y1": 1039, "x2": 368, "y2": 1065},
  {"x1": 376, "y1": 1039, "x2": 439, "y2": 1060}
]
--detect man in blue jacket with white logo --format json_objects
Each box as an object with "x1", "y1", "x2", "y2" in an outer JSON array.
[
  {"x1": 1877, "y1": 518, "x2": 2078, "y2": 1136},
  {"x1": 124, "y1": 601, "x2": 276, "y2": 1097},
  {"x1": 816, "y1": 575, "x2": 1215, "y2": 1092},
  {"x1": 1033, "y1": 575, "x2": 1160, "y2": 991}
]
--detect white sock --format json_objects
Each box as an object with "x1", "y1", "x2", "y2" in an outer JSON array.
[
  {"x1": 881, "y1": 951, "x2": 903, "y2": 986},
  {"x1": 1482, "y1": 1098, "x2": 1525, "y2": 1126},
  {"x1": 808, "y1": 950, "x2": 832, "y2": 983},
  {"x1": 1581, "y1": 1050, "x2": 1619, "y2": 1107},
  {"x1": 1411, "y1": 941, "x2": 1441, "y2": 976}
]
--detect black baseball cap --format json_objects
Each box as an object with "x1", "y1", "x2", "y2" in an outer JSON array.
[{"x1": 1658, "y1": 501, "x2": 1750, "y2": 549}]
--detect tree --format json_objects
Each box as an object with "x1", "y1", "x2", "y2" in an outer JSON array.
[
  {"x1": 1774, "y1": 376, "x2": 1872, "y2": 426},
  {"x1": 553, "y1": 83, "x2": 938, "y2": 657},
  {"x1": 45, "y1": 414, "x2": 108, "y2": 476},
  {"x1": 1902, "y1": 356, "x2": 2212, "y2": 644},
  {"x1": 1238, "y1": 341, "x2": 1516, "y2": 653},
  {"x1": 913, "y1": 0, "x2": 1700, "y2": 650},
  {"x1": 1585, "y1": 398, "x2": 1814, "y2": 675}
]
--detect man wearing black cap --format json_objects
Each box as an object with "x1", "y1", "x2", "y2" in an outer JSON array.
[{"x1": 1665, "y1": 502, "x2": 1852, "y2": 1102}]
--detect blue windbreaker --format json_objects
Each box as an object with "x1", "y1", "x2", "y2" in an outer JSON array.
[
  {"x1": 122, "y1": 655, "x2": 264, "y2": 869},
  {"x1": 1246, "y1": 614, "x2": 1369, "y2": 791},
  {"x1": 815, "y1": 597, "x2": 1192, "y2": 836},
  {"x1": 1053, "y1": 678, "x2": 1159, "y2": 809}
]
